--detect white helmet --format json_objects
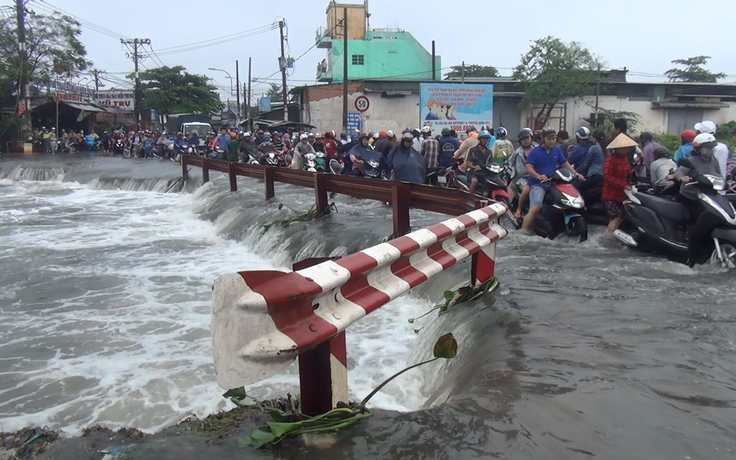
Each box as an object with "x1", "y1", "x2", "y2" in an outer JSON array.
[
  {"x1": 300, "y1": 133, "x2": 308, "y2": 140},
  {"x1": 421, "y1": 126, "x2": 431, "y2": 134},
  {"x1": 386, "y1": 130, "x2": 396, "y2": 138},
  {"x1": 372, "y1": 132, "x2": 380, "y2": 139},
  {"x1": 693, "y1": 132, "x2": 717, "y2": 159},
  {"x1": 243, "y1": 131, "x2": 251, "y2": 137}
]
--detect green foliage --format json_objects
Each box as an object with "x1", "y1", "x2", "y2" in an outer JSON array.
[
  {"x1": 267, "y1": 83, "x2": 283, "y2": 102},
  {"x1": 715, "y1": 121, "x2": 736, "y2": 142},
  {"x1": 653, "y1": 134, "x2": 682, "y2": 153},
  {"x1": 446, "y1": 64, "x2": 499, "y2": 79},
  {"x1": 0, "y1": 8, "x2": 90, "y2": 95},
  {"x1": 664, "y1": 56, "x2": 725, "y2": 83},
  {"x1": 231, "y1": 333, "x2": 459, "y2": 448},
  {"x1": 513, "y1": 36, "x2": 603, "y2": 127},
  {"x1": 132, "y1": 65, "x2": 222, "y2": 116}
]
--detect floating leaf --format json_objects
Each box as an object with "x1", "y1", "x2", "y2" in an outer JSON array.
[
  {"x1": 433, "y1": 333, "x2": 458, "y2": 359},
  {"x1": 443, "y1": 290, "x2": 456, "y2": 301},
  {"x1": 239, "y1": 428, "x2": 277, "y2": 448},
  {"x1": 267, "y1": 421, "x2": 301, "y2": 438},
  {"x1": 222, "y1": 387, "x2": 246, "y2": 401}
]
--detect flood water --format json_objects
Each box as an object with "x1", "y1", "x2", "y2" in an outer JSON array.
[{"x1": 1, "y1": 154, "x2": 734, "y2": 460}]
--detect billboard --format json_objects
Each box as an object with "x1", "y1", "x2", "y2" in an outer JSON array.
[
  {"x1": 419, "y1": 83, "x2": 493, "y2": 133},
  {"x1": 259, "y1": 96, "x2": 271, "y2": 112},
  {"x1": 94, "y1": 90, "x2": 135, "y2": 111},
  {"x1": 347, "y1": 112, "x2": 361, "y2": 132}
]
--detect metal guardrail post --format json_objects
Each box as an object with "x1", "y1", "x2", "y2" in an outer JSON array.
[
  {"x1": 314, "y1": 173, "x2": 329, "y2": 216},
  {"x1": 392, "y1": 183, "x2": 411, "y2": 237},
  {"x1": 228, "y1": 162, "x2": 238, "y2": 192},
  {"x1": 181, "y1": 155, "x2": 188, "y2": 180},
  {"x1": 202, "y1": 159, "x2": 210, "y2": 184},
  {"x1": 264, "y1": 167, "x2": 275, "y2": 200}
]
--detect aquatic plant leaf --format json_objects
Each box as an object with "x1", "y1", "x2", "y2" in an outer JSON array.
[
  {"x1": 222, "y1": 387, "x2": 246, "y2": 401},
  {"x1": 443, "y1": 290, "x2": 456, "y2": 301},
  {"x1": 267, "y1": 421, "x2": 301, "y2": 438},
  {"x1": 238, "y1": 428, "x2": 276, "y2": 448},
  {"x1": 433, "y1": 333, "x2": 458, "y2": 359}
]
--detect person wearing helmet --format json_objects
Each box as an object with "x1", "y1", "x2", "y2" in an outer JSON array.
[
  {"x1": 323, "y1": 131, "x2": 338, "y2": 158},
  {"x1": 695, "y1": 120, "x2": 729, "y2": 181},
  {"x1": 453, "y1": 127, "x2": 479, "y2": 163},
  {"x1": 673, "y1": 129, "x2": 697, "y2": 165},
  {"x1": 411, "y1": 128, "x2": 423, "y2": 152},
  {"x1": 507, "y1": 128, "x2": 536, "y2": 220},
  {"x1": 387, "y1": 132, "x2": 426, "y2": 183},
  {"x1": 292, "y1": 133, "x2": 315, "y2": 170},
  {"x1": 465, "y1": 130, "x2": 494, "y2": 195},
  {"x1": 239, "y1": 132, "x2": 257, "y2": 163},
  {"x1": 225, "y1": 131, "x2": 239, "y2": 162},
  {"x1": 312, "y1": 132, "x2": 325, "y2": 153},
  {"x1": 567, "y1": 126, "x2": 604, "y2": 194},
  {"x1": 674, "y1": 132, "x2": 723, "y2": 265},
  {"x1": 490, "y1": 126, "x2": 514, "y2": 166},
  {"x1": 338, "y1": 133, "x2": 360, "y2": 174},
  {"x1": 257, "y1": 133, "x2": 276, "y2": 164},
  {"x1": 438, "y1": 128, "x2": 459, "y2": 168},
  {"x1": 522, "y1": 128, "x2": 582, "y2": 232},
  {"x1": 374, "y1": 129, "x2": 396, "y2": 160},
  {"x1": 420, "y1": 126, "x2": 440, "y2": 185},
  {"x1": 348, "y1": 133, "x2": 384, "y2": 177}
]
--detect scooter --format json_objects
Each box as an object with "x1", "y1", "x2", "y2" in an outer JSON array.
[
  {"x1": 265, "y1": 151, "x2": 279, "y2": 166},
  {"x1": 614, "y1": 160, "x2": 736, "y2": 267},
  {"x1": 112, "y1": 138, "x2": 124, "y2": 155},
  {"x1": 305, "y1": 152, "x2": 318, "y2": 172},
  {"x1": 329, "y1": 158, "x2": 344, "y2": 175},
  {"x1": 452, "y1": 162, "x2": 511, "y2": 208},
  {"x1": 511, "y1": 168, "x2": 588, "y2": 242}
]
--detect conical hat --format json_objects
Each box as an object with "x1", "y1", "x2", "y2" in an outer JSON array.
[{"x1": 607, "y1": 133, "x2": 638, "y2": 150}]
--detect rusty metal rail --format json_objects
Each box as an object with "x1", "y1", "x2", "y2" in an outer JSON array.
[{"x1": 181, "y1": 155, "x2": 490, "y2": 236}]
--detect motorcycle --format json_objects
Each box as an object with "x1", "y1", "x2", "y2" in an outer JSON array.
[
  {"x1": 265, "y1": 151, "x2": 280, "y2": 166},
  {"x1": 329, "y1": 158, "x2": 344, "y2": 175},
  {"x1": 112, "y1": 138, "x2": 124, "y2": 155},
  {"x1": 510, "y1": 168, "x2": 588, "y2": 242},
  {"x1": 614, "y1": 159, "x2": 736, "y2": 268},
  {"x1": 451, "y1": 162, "x2": 511, "y2": 208},
  {"x1": 576, "y1": 182, "x2": 608, "y2": 226}
]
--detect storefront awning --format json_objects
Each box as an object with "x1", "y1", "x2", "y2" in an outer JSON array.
[{"x1": 62, "y1": 100, "x2": 115, "y2": 113}]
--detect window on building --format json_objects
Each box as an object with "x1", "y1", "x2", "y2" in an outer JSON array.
[{"x1": 351, "y1": 54, "x2": 364, "y2": 65}]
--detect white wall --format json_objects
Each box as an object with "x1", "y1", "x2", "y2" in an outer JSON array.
[{"x1": 306, "y1": 92, "x2": 421, "y2": 134}]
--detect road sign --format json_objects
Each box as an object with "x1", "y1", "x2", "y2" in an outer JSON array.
[
  {"x1": 354, "y1": 95, "x2": 370, "y2": 112},
  {"x1": 347, "y1": 112, "x2": 361, "y2": 132}
]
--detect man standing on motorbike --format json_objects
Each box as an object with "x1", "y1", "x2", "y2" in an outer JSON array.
[
  {"x1": 508, "y1": 128, "x2": 535, "y2": 220},
  {"x1": 420, "y1": 126, "x2": 440, "y2": 185},
  {"x1": 522, "y1": 128, "x2": 582, "y2": 232},
  {"x1": 466, "y1": 130, "x2": 494, "y2": 196},
  {"x1": 675, "y1": 133, "x2": 724, "y2": 265}
]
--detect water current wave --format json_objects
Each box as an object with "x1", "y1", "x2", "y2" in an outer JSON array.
[{"x1": 1, "y1": 155, "x2": 735, "y2": 459}]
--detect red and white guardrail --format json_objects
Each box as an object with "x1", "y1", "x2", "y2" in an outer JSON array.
[{"x1": 211, "y1": 202, "x2": 508, "y2": 413}]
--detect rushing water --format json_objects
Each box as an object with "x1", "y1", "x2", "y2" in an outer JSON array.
[{"x1": 1, "y1": 155, "x2": 735, "y2": 459}]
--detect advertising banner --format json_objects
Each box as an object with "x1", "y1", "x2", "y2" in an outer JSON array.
[
  {"x1": 347, "y1": 112, "x2": 361, "y2": 132},
  {"x1": 94, "y1": 90, "x2": 135, "y2": 111},
  {"x1": 419, "y1": 83, "x2": 493, "y2": 133}
]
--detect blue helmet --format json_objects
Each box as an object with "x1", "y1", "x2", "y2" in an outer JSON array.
[
  {"x1": 350, "y1": 133, "x2": 359, "y2": 140},
  {"x1": 478, "y1": 130, "x2": 492, "y2": 139},
  {"x1": 262, "y1": 134, "x2": 271, "y2": 142},
  {"x1": 494, "y1": 127, "x2": 507, "y2": 139}
]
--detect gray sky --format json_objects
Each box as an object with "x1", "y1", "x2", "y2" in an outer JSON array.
[{"x1": 13, "y1": 0, "x2": 736, "y2": 98}]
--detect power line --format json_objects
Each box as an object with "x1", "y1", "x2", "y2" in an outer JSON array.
[
  {"x1": 154, "y1": 24, "x2": 277, "y2": 56},
  {"x1": 30, "y1": 0, "x2": 130, "y2": 40}
]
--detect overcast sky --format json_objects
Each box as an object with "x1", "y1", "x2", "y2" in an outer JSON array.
[{"x1": 13, "y1": 0, "x2": 736, "y2": 98}]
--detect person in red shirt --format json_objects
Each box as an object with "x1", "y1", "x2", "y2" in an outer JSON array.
[
  {"x1": 602, "y1": 133, "x2": 637, "y2": 233},
  {"x1": 323, "y1": 130, "x2": 339, "y2": 159}
]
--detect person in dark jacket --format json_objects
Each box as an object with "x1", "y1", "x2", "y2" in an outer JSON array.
[
  {"x1": 438, "y1": 128, "x2": 460, "y2": 168},
  {"x1": 349, "y1": 133, "x2": 384, "y2": 177},
  {"x1": 339, "y1": 133, "x2": 359, "y2": 175},
  {"x1": 387, "y1": 132, "x2": 426, "y2": 183},
  {"x1": 374, "y1": 130, "x2": 396, "y2": 160}
]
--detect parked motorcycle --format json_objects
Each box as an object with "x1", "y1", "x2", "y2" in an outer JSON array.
[
  {"x1": 510, "y1": 168, "x2": 588, "y2": 242},
  {"x1": 614, "y1": 159, "x2": 736, "y2": 267}
]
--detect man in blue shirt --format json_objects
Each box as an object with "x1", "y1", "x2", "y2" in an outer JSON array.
[
  {"x1": 522, "y1": 128, "x2": 581, "y2": 231},
  {"x1": 215, "y1": 128, "x2": 230, "y2": 150}
]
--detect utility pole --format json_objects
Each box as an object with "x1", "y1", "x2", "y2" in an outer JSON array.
[
  {"x1": 342, "y1": 7, "x2": 348, "y2": 134},
  {"x1": 278, "y1": 21, "x2": 288, "y2": 122},
  {"x1": 121, "y1": 38, "x2": 150, "y2": 131},
  {"x1": 16, "y1": 0, "x2": 31, "y2": 141},
  {"x1": 461, "y1": 61, "x2": 465, "y2": 83},
  {"x1": 247, "y1": 57, "x2": 252, "y2": 130},
  {"x1": 594, "y1": 64, "x2": 601, "y2": 126},
  {"x1": 91, "y1": 69, "x2": 106, "y2": 92},
  {"x1": 235, "y1": 60, "x2": 241, "y2": 121},
  {"x1": 431, "y1": 40, "x2": 436, "y2": 81}
]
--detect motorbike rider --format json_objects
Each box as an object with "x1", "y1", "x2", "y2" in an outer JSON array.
[
  {"x1": 453, "y1": 127, "x2": 479, "y2": 163},
  {"x1": 323, "y1": 130, "x2": 339, "y2": 158},
  {"x1": 215, "y1": 128, "x2": 230, "y2": 151},
  {"x1": 438, "y1": 128, "x2": 459, "y2": 168},
  {"x1": 349, "y1": 133, "x2": 383, "y2": 177},
  {"x1": 388, "y1": 132, "x2": 426, "y2": 184},
  {"x1": 649, "y1": 146, "x2": 677, "y2": 192},
  {"x1": 675, "y1": 133, "x2": 724, "y2": 266},
  {"x1": 239, "y1": 132, "x2": 256, "y2": 162},
  {"x1": 257, "y1": 133, "x2": 277, "y2": 165},
  {"x1": 339, "y1": 133, "x2": 360, "y2": 174},
  {"x1": 411, "y1": 128, "x2": 423, "y2": 152},
  {"x1": 293, "y1": 133, "x2": 315, "y2": 169},
  {"x1": 694, "y1": 121, "x2": 729, "y2": 181},
  {"x1": 466, "y1": 130, "x2": 494, "y2": 196},
  {"x1": 420, "y1": 126, "x2": 440, "y2": 185},
  {"x1": 569, "y1": 127, "x2": 604, "y2": 193},
  {"x1": 490, "y1": 127, "x2": 514, "y2": 165},
  {"x1": 522, "y1": 128, "x2": 582, "y2": 232},
  {"x1": 507, "y1": 128, "x2": 535, "y2": 220},
  {"x1": 374, "y1": 130, "x2": 396, "y2": 160},
  {"x1": 313, "y1": 132, "x2": 325, "y2": 153},
  {"x1": 673, "y1": 129, "x2": 697, "y2": 164}
]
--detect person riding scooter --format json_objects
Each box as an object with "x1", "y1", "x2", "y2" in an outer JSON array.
[
  {"x1": 675, "y1": 133, "x2": 726, "y2": 266},
  {"x1": 466, "y1": 130, "x2": 494, "y2": 195}
]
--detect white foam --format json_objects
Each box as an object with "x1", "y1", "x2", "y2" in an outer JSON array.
[{"x1": 0, "y1": 178, "x2": 438, "y2": 434}]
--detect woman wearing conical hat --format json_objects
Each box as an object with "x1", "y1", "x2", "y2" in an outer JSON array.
[{"x1": 602, "y1": 133, "x2": 637, "y2": 233}]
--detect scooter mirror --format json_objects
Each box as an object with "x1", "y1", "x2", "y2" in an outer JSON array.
[{"x1": 678, "y1": 158, "x2": 694, "y2": 169}]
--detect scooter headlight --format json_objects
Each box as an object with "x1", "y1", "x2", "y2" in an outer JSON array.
[
  {"x1": 561, "y1": 194, "x2": 585, "y2": 209},
  {"x1": 703, "y1": 174, "x2": 726, "y2": 191}
]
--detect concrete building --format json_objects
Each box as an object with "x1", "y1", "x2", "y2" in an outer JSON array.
[
  {"x1": 291, "y1": 72, "x2": 736, "y2": 137},
  {"x1": 314, "y1": 1, "x2": 441, "y2": 83}
]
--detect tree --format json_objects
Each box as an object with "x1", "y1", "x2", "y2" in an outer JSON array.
[
  {"x1": 664, "y1": 56, "x2": 725, "y2": 83},
  {"x1": 513, "y1": 36, "x2": 603, "y2": 127},
  {"x1": 0, "y1": 8, "x2": 91, "y2": 94},
  {"x1": 266, "y1": 83, "x2": 283, "y2": 102},
  {"x1": 445, "y1": 64, "x2": 499, "y2": 79},
  {"x1": 132, "y1": 65, "x2": 222, "y2": 116}
]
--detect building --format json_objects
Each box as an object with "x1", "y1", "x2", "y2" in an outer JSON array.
[
  {"x1": 314, "y1": 1, "x2": 441, "y2": 83},
  {"x1": 291, "y1": 71, "x2": 736, "y2": 137}
]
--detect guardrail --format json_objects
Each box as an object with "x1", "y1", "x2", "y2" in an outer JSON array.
[
  {"x1": 212, "y1": 203, "x2": 508, "y2": 415},
  {"x1": 181, "y1": 155, "x2": 491, "y2": 237}
]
